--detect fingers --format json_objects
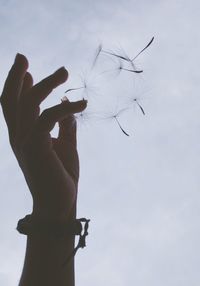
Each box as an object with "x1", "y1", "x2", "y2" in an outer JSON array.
[
  {"x1": 57, "y1": 116, "x2": 79, "y2": 183},
  {"x1": 16, "y1": 68, "x2": 68, "y2": 146},
  {"x1": 53, "y1": 98, "x2": 79, "y2": 183},
  {"x1": 20, "y1": 72, "x2": 34, "y2": 98},
  {"x1": 29, "y1": 67, "x2": 68, "y2": 106},
  {"x1": 15, "y1": 72, "x2": 36, "y2": 144},
  {"x1": 1, "y1": 54, "x2": 29, "y2": 101},
  {"x1": 53, "y1": 116, "x2": 79, "y2": 184},
  {"x1": 58, "y1": 96, "x2": 77, "y2": 144},
  {"x1": 35, "y1": 99, "x2": 87, "y2": 133},
  {"x1": 58, "y1": 115, "x2": 77, "y2": 144},
  {"x1": 0, "y1": 54, "x2": 28, "y2": 137}
]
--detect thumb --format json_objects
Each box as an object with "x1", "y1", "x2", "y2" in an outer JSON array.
[
  {"x1": 35, "y1": 99, "x2": 87, "y2": 133},
  {"x1": 58, "y1": 96, "x2": 77, "y2": 145}
]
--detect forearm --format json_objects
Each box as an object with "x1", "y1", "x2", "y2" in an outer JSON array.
[
  {"x1": 18, "y1": 203, "x2": 77, "y2": 286},
  {"x1": 18, "y1": 234, "x2": 75, "y2": 286}
]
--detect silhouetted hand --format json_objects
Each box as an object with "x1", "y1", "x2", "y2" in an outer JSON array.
[{"x1": 0, "y1": 54, "x2": 87, "y2": 222}]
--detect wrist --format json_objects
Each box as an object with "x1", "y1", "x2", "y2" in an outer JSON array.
[{"x1": 31, "y1": 199, "x2": 77, "y2": 224}]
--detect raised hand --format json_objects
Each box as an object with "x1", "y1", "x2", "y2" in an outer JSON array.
[{"x1": 0, "y1": 54, "x2": 87, "y2": 222}]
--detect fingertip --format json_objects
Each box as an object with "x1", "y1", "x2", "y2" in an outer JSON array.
[
  {"x1": 24, "y1": 71, "x2": 34, "y2": 85},
  {"x1": 54, "y1": 67, "x2": 68, "y2": 84},
  {"x1": 21, "y1": 72, "x2": 34, "y2": 93},
  {"x1": 62, "y1": 99, "x2": 87, "y2": 113},
  {"x1": 14, "y1": 53, "x2": 29, "y2": 70},
  {"x1": 80, "y1": 99, "x2": 88, "y2": 110},
  {"x1": 75, "y1": 99, "x2": 88, "y2": 111},
  {"x1": 72, "y1": 99, "x2": 88, "y2": 114}
]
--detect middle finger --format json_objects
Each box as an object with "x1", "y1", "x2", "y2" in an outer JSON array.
[
  {"x1": 17, "y1": 67, "x2": 68, "y2": 145},
  {"x1": 28, "y1": 67, "x2": 68, "y2": 106}
]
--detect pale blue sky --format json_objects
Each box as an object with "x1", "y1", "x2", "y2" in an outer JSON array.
[{"x1": 0, "y1": 1, "x2": 200, "y2": 285}]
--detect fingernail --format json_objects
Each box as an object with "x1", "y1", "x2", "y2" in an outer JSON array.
[{"x1": 61, "y1": 96, "x2": 69, "y2": 102}]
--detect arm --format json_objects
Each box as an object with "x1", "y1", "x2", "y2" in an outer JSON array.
[
  {"x1": 18, "y1": 231, "x2": 76, "y2": 286},
  {"x1": 0, "y1": 53, "x2": 87, "y2": 286}
]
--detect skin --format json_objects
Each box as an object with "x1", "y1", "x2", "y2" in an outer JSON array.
[{"x1": 1, "y1": 53, "x2": 87, "y2": 286}]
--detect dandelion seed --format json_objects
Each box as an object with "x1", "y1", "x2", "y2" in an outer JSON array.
[
  {"x1": 64, "y1": 75, "x2": 97, "y2": 100},
  {"x1": 121, "y1": 67, "x2": 143, "y2": 74},
  {"x1": 95, "y1": 37, "x2": 154, "y2": 74},
  {"x1": 124, "y1": 94, "x2": 146, "y2": 115},
  {"x1": 134, "y1": 99, "x2": 145, "y2": 115},
  {"x1": 131, "y1": 37, "x2": 154, "y2": 62},
  {"x1": 78, "y1": 75, "x2": 100, "y2": 99},
  {"x1": 65, "y1": 87, "x2": 85, "y2": 93},
  {"x1": 116, "y1": 59, "x2": 143, "y2": 74},
  {"x1": 91, "y1": 44, "x2": 103, "y2": 69},
  {"x1": 98, "y1": 107, "x2": 130, "y2": 136},
  {"x1": 114, "y1": 115, "x2": 129, "y2": 136},
  {"x1": 98, "y1": 58, "x2": 142, "y2": 78},
  {"x1": 101, "y1": 48, "x2": 143, "y2": 73},
  {"x1": 75, "y1": 109, "x2": 99, "y2": 131},
  {"x1": 101, "y1": 49, "x2": 129, "y2": 61}
]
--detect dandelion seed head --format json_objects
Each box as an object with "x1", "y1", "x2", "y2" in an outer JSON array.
[{"x1": 62, "y1": 36, "x2": 154, "y2": 136}]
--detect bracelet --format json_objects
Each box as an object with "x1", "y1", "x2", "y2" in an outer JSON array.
[{"x1": 16, "y1": 214, "x2": 90, "y2": 266}]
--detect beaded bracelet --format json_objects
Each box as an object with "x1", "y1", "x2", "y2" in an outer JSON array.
[{"x1": 16, "y1": 214, "x2": 90, "y2": 266}]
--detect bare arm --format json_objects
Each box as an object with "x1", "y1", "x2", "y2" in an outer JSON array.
[
  {"x1": 18, "y1": 232, "x2": 75, "y2": 286},
  {"x1": 0, "y1": 53, "x2": 87, "y2": 286}
]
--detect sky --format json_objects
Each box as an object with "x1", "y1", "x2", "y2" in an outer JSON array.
[{"x1": 0, "y1": 0, "x2": 200, "y2": 285}]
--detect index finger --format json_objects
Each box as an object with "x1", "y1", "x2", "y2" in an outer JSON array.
[{"x1": 0, "y1": 54, "x2": 28, "y2": 137}]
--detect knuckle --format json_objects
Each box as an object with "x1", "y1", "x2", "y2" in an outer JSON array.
[{"x1": 40, "y1": 108, "x2": 53, "y2": 121}]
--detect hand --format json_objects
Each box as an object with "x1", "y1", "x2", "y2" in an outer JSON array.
[{"x1": 0, "y1": 54, "x2": 87, "y2": 222}]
